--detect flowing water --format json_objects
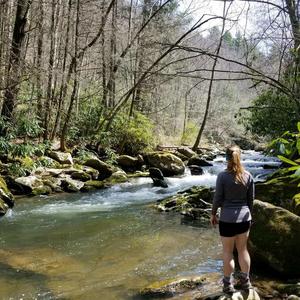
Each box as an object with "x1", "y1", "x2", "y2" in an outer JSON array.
[{"x1": 0, "y1": 151, "x2": 280, "y2": 299}]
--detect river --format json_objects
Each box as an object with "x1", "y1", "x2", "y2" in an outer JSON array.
[{"x1": 0, "y1": 151, "x2": 280, "y2": 299}]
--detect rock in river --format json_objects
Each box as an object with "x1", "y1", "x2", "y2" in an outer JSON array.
[
  {"x1": 145, "y1": 151, "x2": 185, "y2": 176},
  {"x1": 250, "y1": 200, "x2": 300, "y2": 278}
]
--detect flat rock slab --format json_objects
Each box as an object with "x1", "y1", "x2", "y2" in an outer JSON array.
[{"x1": 138, "y1": 273, "x2": 261, "y2": 300}]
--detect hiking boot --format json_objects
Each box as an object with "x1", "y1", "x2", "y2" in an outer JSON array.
[
  {"x1": 234, "y1": 276, "x2": 252, "y2": 290},
  {"x1": 223, "y1": 282, "x2": 236, "y2": 294}
]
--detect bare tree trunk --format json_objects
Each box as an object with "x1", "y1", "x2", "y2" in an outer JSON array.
[
  {"x1": 192, "y1": 2, "x2": 228, "y2": 150},
  {"x1": 60, "y1": 0, "x2": 80, "y2": 151},
  {"x1": 50, "y1": 0, "x2": 72, "y2": 141},
  {"x1": 1, "y1": 0, "x2": 31, "y2": 122},
  {"x1": 43, "y1": 0, "x2": 61, "y2": 140},
  {"x1": 36, "y1": 0, "x2": 44, "y2": 122},
  {"x1": 108, "y1": 0, "x2": 117, "y2": 107},
  {"x1": 101, "y1": 0, "x2": 108, "y2": 108}
]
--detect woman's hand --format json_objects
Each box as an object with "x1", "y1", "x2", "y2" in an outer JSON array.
[{"x1": 210, "y1": 214, "x2": 219, "y2": 228}]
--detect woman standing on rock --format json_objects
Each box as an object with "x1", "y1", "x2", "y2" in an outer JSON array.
[{"x1": 210, "y1": 145, "x2": 254, "y2": 294}]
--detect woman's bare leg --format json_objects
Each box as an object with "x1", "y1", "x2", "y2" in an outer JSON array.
[
  {"x1": 235, "y1": 230, "x2": 251, "y2": 273},
  {"x1": 221, "y1": 236, "x2": 236, "y2": 277}
]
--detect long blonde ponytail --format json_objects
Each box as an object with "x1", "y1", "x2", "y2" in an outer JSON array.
[{"x1": 226, "y1": 145, "x2": 245, "y2": 185}]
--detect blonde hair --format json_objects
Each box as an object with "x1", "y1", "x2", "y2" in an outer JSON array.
[{"x1": 226, "y1": 145, "x2": 245, "y2": 185}]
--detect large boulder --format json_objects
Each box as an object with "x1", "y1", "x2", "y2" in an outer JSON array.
[
  {"x1": 83, "y1": 158, "x2": 113, "y2": 180},
  {"x1": 149, "y1": 167, "x2": 168, "y2": 188},
  {"x1": 155, "y1": 185, "x2": 213, "y2": 220},
  {"x1": 47, "y1": 151, "x2": 73, "y2": 165},
  {"x1": 188, "y1": 165, "x2": 204, "y2": 175},
  {"x1": 104, "y1": 170, "x2": 128, "y2": 184},
  {"x1": 250, "y1": 200, "x2": 300, "y2": 278},
  {"x1": 0, "y1": 176, "x2": 14, "y2": 216},
  {"x1": 14, "y1": 175, "x2": 50, "y2": 195},
  {"x1": 116, "y1": 155, "x2": 143, "y2": 171},
  {"x1": 71, "y1": 171, "x2": 91, "y2": 182},
  {"x1": 177, "y1": 146, "x2": 197, "y2": 159},
  {"x1": 61, "y1": 177, "x2": 84, "y2": 192},
  {"x1": 188, "y1": 156, "x2": 213, "y2": 167},
  {"x1": 145, "y1": 152, "x2": 185, "y2": 176}
]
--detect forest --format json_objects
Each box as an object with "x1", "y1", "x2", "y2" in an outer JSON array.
[{"x1": 0, "y1": 0, "x2": 299, "y2": 299}]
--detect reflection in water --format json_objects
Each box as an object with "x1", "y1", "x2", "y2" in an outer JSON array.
[{"x1": 0, "y1": 151, "x2": 279, "y2": 299}]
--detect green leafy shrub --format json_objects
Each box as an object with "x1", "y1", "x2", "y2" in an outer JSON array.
[
  {"x1": 95, "y1": 111, "x2": 156, "y2": 156},
  {"x1": 181, "y1": 121, "x2": 199, "y2": 145},
  {"x1": 267, "y1": 122, "x2": 300, "y2": 213},
  {"x1": 238, "y1": 89, "x2": 299, "y2": 138},
  {"x1": 0, "y1": 116, "x2": 49, "y2": 160}
]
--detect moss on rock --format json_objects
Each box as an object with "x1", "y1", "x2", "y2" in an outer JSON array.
[
  {"x1": 155, "y1": 185, "x2": 213, "y2": 220},
  {"x1": 250, "y1": 200, "x2": 300, "y2": 278},
  {"x1": 80, "y1": 180, "x2": 107, "y2": 192},
  {"x1": 145, "y1": 151, "x2": 185, "y2": 176}
]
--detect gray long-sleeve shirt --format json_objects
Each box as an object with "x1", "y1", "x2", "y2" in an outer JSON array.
[{"x1": 212, "y1": 170, "x2": 254, "y2": 223}]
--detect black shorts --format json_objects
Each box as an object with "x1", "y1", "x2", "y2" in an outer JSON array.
[{"x1": 219, "y1": 221, "x2": 251, "y2": 237}]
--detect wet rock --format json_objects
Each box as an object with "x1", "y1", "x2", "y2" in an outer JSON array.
[
  {"x1": 14, "y1": 175, "x2": 44, "y2": 195},
  {"x1": 139, "y1": 275, "x2": 208, "y2": 298},
  {"x1": 155, "y1": 186, "x2": 213, "y2": 219},
  {"x1": 31, "y1": 185, "x2": 52, "y2": 196},
  {"x1": 61, "y1": 177, "x2": 84, "y2": 192},
  {"x1": 177, "y1": 147, "x2": 197, "y2": 159},
  {"x1": 71, "y1": 171, "x2": 91, "y2": 182},
  {"x1": 0, "y1": 176, "x2": 14, "y2": 216},
  {"x1": 149, "y1": 167, "x2": 168, "y2": 188},
  {"x1": 127, "y1": 171, "x2": 150, "y2": 178},
  {"x1": 145, "y1": 152, "x2": 185, "y2": 176},
  {"x1": 80, "y1": 180, "x2": 107, "y2": 192},
  {"x1": 83, "y1": 158, "x2": 113, "y2": 180},
  {"x1": 276, "y1": 282, "x2": 300, "y2": 296},
  {"x1": 250, "y1": 200, "x2": 300, "y2": 278},
  {"x1": 117, "y1": 155, "x2": 142, "y2": 171},
  {"x1": 188, "y1": 156, "x2": 213, "y2": 167},
  {"x1": 138, "y1": 273, "x2": 261, "y2": 300},
  {"x1": 42, "y1": 177, "x2": 63, "y2": 193},
  {"x1": 104, "y1": 170, "x2": 128, "y2": 184},
  {"x1": 47, "y1": 151, "x2": 73, "y2": 165},
  {"x1": 81, "y1": 166, "x2": 99, "y2": 180},
  {"x1": 188, "y1": 165, "x2": 204, "y2": 175}
]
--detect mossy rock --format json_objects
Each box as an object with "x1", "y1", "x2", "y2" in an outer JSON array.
[
  {"x1": 61, "y1": 178, "x2": 84, "y2": 193},
  {"x1": 127, "y1": 171, "x2": 149, "y2": 178},
  {"x1": 276, "y1": 282, "x2": 300, "y2": 296},
  {"x1": 145, "y1": 151, "x2": 185, "y2": 176},
  {"x1": 42, "y1": 177, "x2": 63, "y2": 193},
  {"x1": 80, "y1": 180, "x2": 107, "y2": 192},
  {"x1": 47, "y1": 151, "x2": 73, "y2": 165},
  {"x1": 104, "y1": 171, "x2": 128, "y2": 185},
  {"x1": 83, "y1": 158, "x2": 113, "y2": 180},
  {"x1": 71, "y1": 171, "x2": 91, "y2": 182},
  {"x1": 31, "y1": 185, "x2": 52, "y2": 196},
  {"x1": 249, "y1": 200, "x2": 300, "y2": 278},
  {"x1": 140, "y1": 275, "x2": 207, "y2": 298},
  {"x1": 0, "y1": 176, "x2": 11, "y2": 196},
  {"x1": 155, "y1": 186, "x2": 213, "y2": 218},
  {"x1": 255, "y1": 175, "x2": 299, "y2": 212}
]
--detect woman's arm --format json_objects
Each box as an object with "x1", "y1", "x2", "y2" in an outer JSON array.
[
  {"x1": 247, "y1": 175, "x2": 255, "y2": 214},
  {"x1": 212, "y1": 173, "x2": 224, "y2": 216}
]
